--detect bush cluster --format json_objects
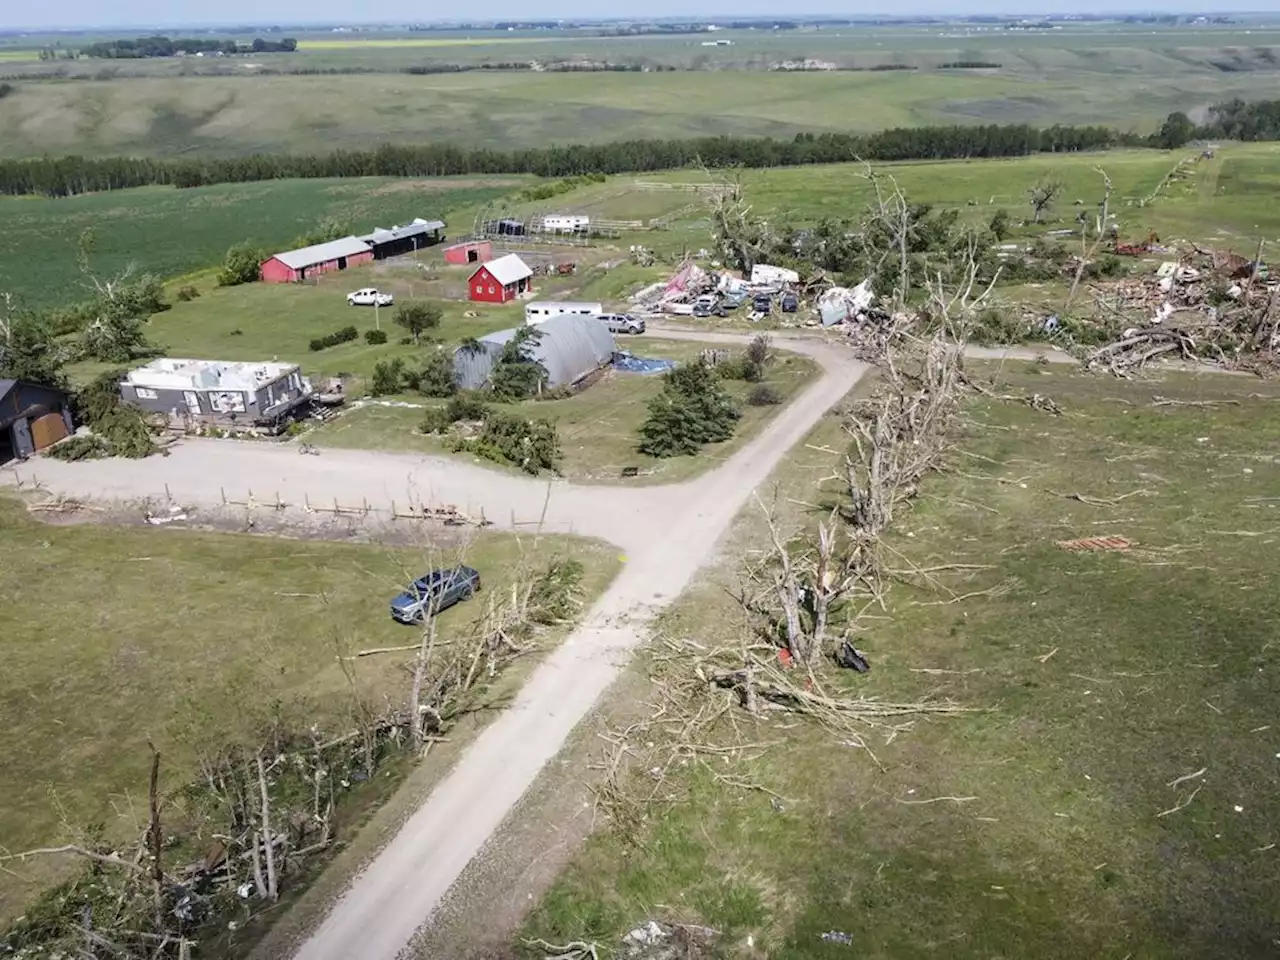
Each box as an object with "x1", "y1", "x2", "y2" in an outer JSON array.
[{"x1": 308, "y1": 326, "x2": 358, "y2": 352}]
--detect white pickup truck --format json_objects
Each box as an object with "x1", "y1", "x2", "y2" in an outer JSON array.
[{"x1": 347, "y1": 288, "x2": 394, "y2": 307}]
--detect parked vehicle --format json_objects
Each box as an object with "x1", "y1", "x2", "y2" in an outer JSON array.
[
  {"x1": 780, "y1": 292, "x2": 800, "y2": 313},
  {"x1": 597, "y1": 313, "x2": 646, "y2": 334},
  {"x1": 721, "y1": 291, "x2": 749, "y2": 308},
  {"x1": 347, "y1": 288, "x2": 394, "y2": 307},
  {"x1": 693, "y1": 294, "x2": 719, "y2": 311},
  {"x1": 693, "y1": 301, "x2": 727, "y2": 318},
  {"x1": 752, "y1": 293, "x2": 774, "y2": 313},
  {"x1": 389, "y1": 566, "x2": 481, "y2": 623}
]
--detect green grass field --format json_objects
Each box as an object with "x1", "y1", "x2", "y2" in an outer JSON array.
[
  {"x1": 312, "y1": 339, "x2": 818, "y2": 483},
  {"x1": 0, "y1": 62, "x2": 1273, "y2": 161},
  {"x1": 0, "y1": 496, "x2": 616, "y2": 923},
  {"x1": 520, "y1": 364, "x2": 1280, "y2": 958},
  {"x1": 0, "y1": 177, "x2": 522, "y2": 310}
]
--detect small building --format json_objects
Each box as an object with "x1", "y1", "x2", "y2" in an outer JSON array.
[
  {"x1": 120, "y1": 359, "x2": 312, "y2": 431},
  {"x1": 359, "y1": 218, "x2": 445, "y2": 260},
  {"x1": 260, "y1": 237, "x2": 374, "y2": 284},
  {"x1": 540, "y1": 214, "x2": 590, "y2": 235},
  {"x1": 469, "y1": 254, "x2": 533, "y2": 304},
  {"x1": 453, "y1": 314, "x2": 616, "y2": 392},
  {"x1": 483, "y1": 218, "x2": 526, "y2": 237},
  {"x1": 524, "y1": 301, "x2": 603, "y2": 325},
  {"x1": 0, "y1": 379, "x2": 73, "y2": 463},
  {"x1": 443, "y1": 240, "x2": 493, "y2": 266}
]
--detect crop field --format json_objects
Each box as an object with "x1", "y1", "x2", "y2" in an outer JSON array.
[
  {"x1": 519, "y1": 364, "x2": 1280, "y2": 959},
  {"x1": 645, "y1": 143, "x2": 1280, "y2": 248},
  {"x1": 0, "y1": 495, "x2": 617, "y2": 923},
  {"x1": 1, "y1": 58, "x2": 1277, "y2": 160},
  {"x1": 311, "y1": 338, "x2": 819, "y2": 484},
  {"x1": 0, "y1": 177, "x2": 522, "y2": 310}
]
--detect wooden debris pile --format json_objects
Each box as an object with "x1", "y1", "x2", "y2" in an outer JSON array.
[{"x1": 1086, "y1": 246, "x2": 1280, "y2": 375}]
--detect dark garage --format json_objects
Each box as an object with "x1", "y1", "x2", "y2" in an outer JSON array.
[{"x1": 0, "y1": 379, "x2": 74, "y2": 464}]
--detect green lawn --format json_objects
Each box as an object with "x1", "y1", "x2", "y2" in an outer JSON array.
[
  {"x1": 0, "y1": 176, "x2": 523, "y2": 310},
  {"x1": 312, "y1": 339, "x2": 819, "y2": 483},
  {"x1": 65, "y1": 270, "x2": 525, "y2": 387},
  {"x1": 0, "y1": 497, "x2": 616, "y2": 924},
  {"x1": 521, "y1": 363, "x2": 1280, "y2": 958}
]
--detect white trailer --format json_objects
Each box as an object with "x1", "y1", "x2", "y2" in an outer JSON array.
[{"x1": 525, "y1": 301, "x2": 604, "y2": 325}]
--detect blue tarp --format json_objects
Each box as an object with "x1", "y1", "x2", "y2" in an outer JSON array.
[{"x1": 613, "y1": 354, "x2": 675, "y2": 375}]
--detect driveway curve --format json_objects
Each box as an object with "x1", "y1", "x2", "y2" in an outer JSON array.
[{"x1": 5, "y1": 329, "x2": 868, "y2": 960}]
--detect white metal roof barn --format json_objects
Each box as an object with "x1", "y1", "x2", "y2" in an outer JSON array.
[{"x1": 453, "y1": 314, "x2": 616, "y2": 391}]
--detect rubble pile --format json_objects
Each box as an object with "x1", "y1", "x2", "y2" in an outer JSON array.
[{"x1": 1085, "y1": 248, "x2": 1278, "y2": 374}]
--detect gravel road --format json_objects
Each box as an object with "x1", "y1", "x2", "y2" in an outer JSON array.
[{"x1": 3, "y1": 333, "x2": 1052, "y2": 960}]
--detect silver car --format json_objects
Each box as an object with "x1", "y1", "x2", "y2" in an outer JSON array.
[{"x1": 597, "y1": 313, "x2": 645, "y2": 335}]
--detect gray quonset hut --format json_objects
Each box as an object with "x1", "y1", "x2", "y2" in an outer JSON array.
[{"x1": 454, "y1": 314, "x2": 616, "y2": 392}]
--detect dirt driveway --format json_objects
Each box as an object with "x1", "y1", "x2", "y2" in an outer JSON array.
[{"x1": 4, "y1": 329, "x2": 867, "y2": 960}]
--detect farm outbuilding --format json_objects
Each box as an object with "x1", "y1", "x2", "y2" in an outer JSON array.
[
  {"x1": 260, "y1": 237, "x2": 374, "y2": 284},
  {"x1": 469, "y1": 254, "x2": 533, "y2": 303},
  {"x1": 0, "y1": 379, "x2": 73, "y2": 464},
  {"x1": 453, "y1": 314, "x2": 617, "y2": 391},
  {"x1": 359, "y1": 218, "x2": 445, "y2": 259},
  {"x1": 444, "y1": 240, "x2": 493, "y2": 266}
]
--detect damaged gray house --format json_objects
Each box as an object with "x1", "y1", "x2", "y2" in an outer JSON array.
[
  {"x1": 120, "y1": 358, "x2": 313, "y2": 430},
  {"x1": 453, "y1": 314, "x2": 616, "y2": 391}
]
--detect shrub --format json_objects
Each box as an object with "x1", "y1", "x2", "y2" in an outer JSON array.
[
  {"x1": 394, "y1": 301, "x2": 443, "y2": 343},
  {"x1": 467, "y1": 411, "x2": 560, "y2": 474},
  {"x1": 218, "y1": 242, "x2": 264, "y2": 287},
  {"x1": 971, "y1": 307, "x2": 1027, "y2": 345},
  {"x1": 639, "y1": 360, "x2": 740, "y2": 458},
  {"x1": 747, "y1": 384, "x2": 782, "y2": 406},
  {"x1": 308, "y1": 326, "x2": 359, "y2": 352},
  {"x1": 489, "y1": 327, "x2": 548, "y2": 401},
  {"x1": 175, "y1": 284, "x2": 200, "y2": 302},
  {"x1": 370, "y1": 358, "x2": 406, "y2": 396},
  {"x1": 364, "y1": 328, "x2": 388, "y2": 345},
  {"x1": 421, "y1": 392, "x2": 488, "y2": 433},
  {"x1": 46, "y1": 435, "x2": 110, "y2": 461},
  {"x1": 417, "y1": 348, "x2": 458, "y2": 398}
]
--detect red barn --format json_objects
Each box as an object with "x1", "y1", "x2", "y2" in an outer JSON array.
[
  {"x1": 260, "y1": 237, "x2": 374, "y2": 284},
  {"x1": 469, "y1": 254, "x2": 533, "y2": 304},
  {"x1": 444, "y1": 240, "x2": 492, "y2": 266}
]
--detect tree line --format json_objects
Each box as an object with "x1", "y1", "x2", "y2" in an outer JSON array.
[
  {"x1": 0, "y1": 122, "x2": 1120, "y2": 198},
  {"x1": 81, "y1": 35, "x2": 297, "y2": 58},
  {"x1": 7, "y1": 99, "x2": 1280, "y2": 200}
]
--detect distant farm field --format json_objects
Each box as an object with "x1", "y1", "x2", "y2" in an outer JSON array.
[
  {"x1": 0, "y1": 64, "x2": 1275, "y2": 161},
  {"x1": 0, "y1": 177, "x2": 521, "y2": 309}
]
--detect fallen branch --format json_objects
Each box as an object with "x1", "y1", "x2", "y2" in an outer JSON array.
[
  {"x1": 1156, "y1": 785, "x2": 1202, "y2": 818},
  {"x1": 521, "y1": 937, "x2": 601, "y2": 960}
]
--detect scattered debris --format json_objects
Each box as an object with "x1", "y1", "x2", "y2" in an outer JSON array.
[
  {"x1": 820, "y1": 931, "x2": 854, "y2": 946},
  {"x1": 1056, "y1": 535, "x2": 1135, "y2": 552},
  {"x1": 834, "y1": 640, "x2": 871, "y2": 673}
]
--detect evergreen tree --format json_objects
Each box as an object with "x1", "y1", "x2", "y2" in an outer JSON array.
[{"x1": 638, "y1": 360, "x2": 740, "y2": 457}]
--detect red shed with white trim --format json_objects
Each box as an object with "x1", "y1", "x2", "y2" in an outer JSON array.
[
  {"x1": 260, "y1": 237, "x2": 374, "y2": 284},
  {"x1": 469, "y1": 254, "x2": 533, "y2": 303}
]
